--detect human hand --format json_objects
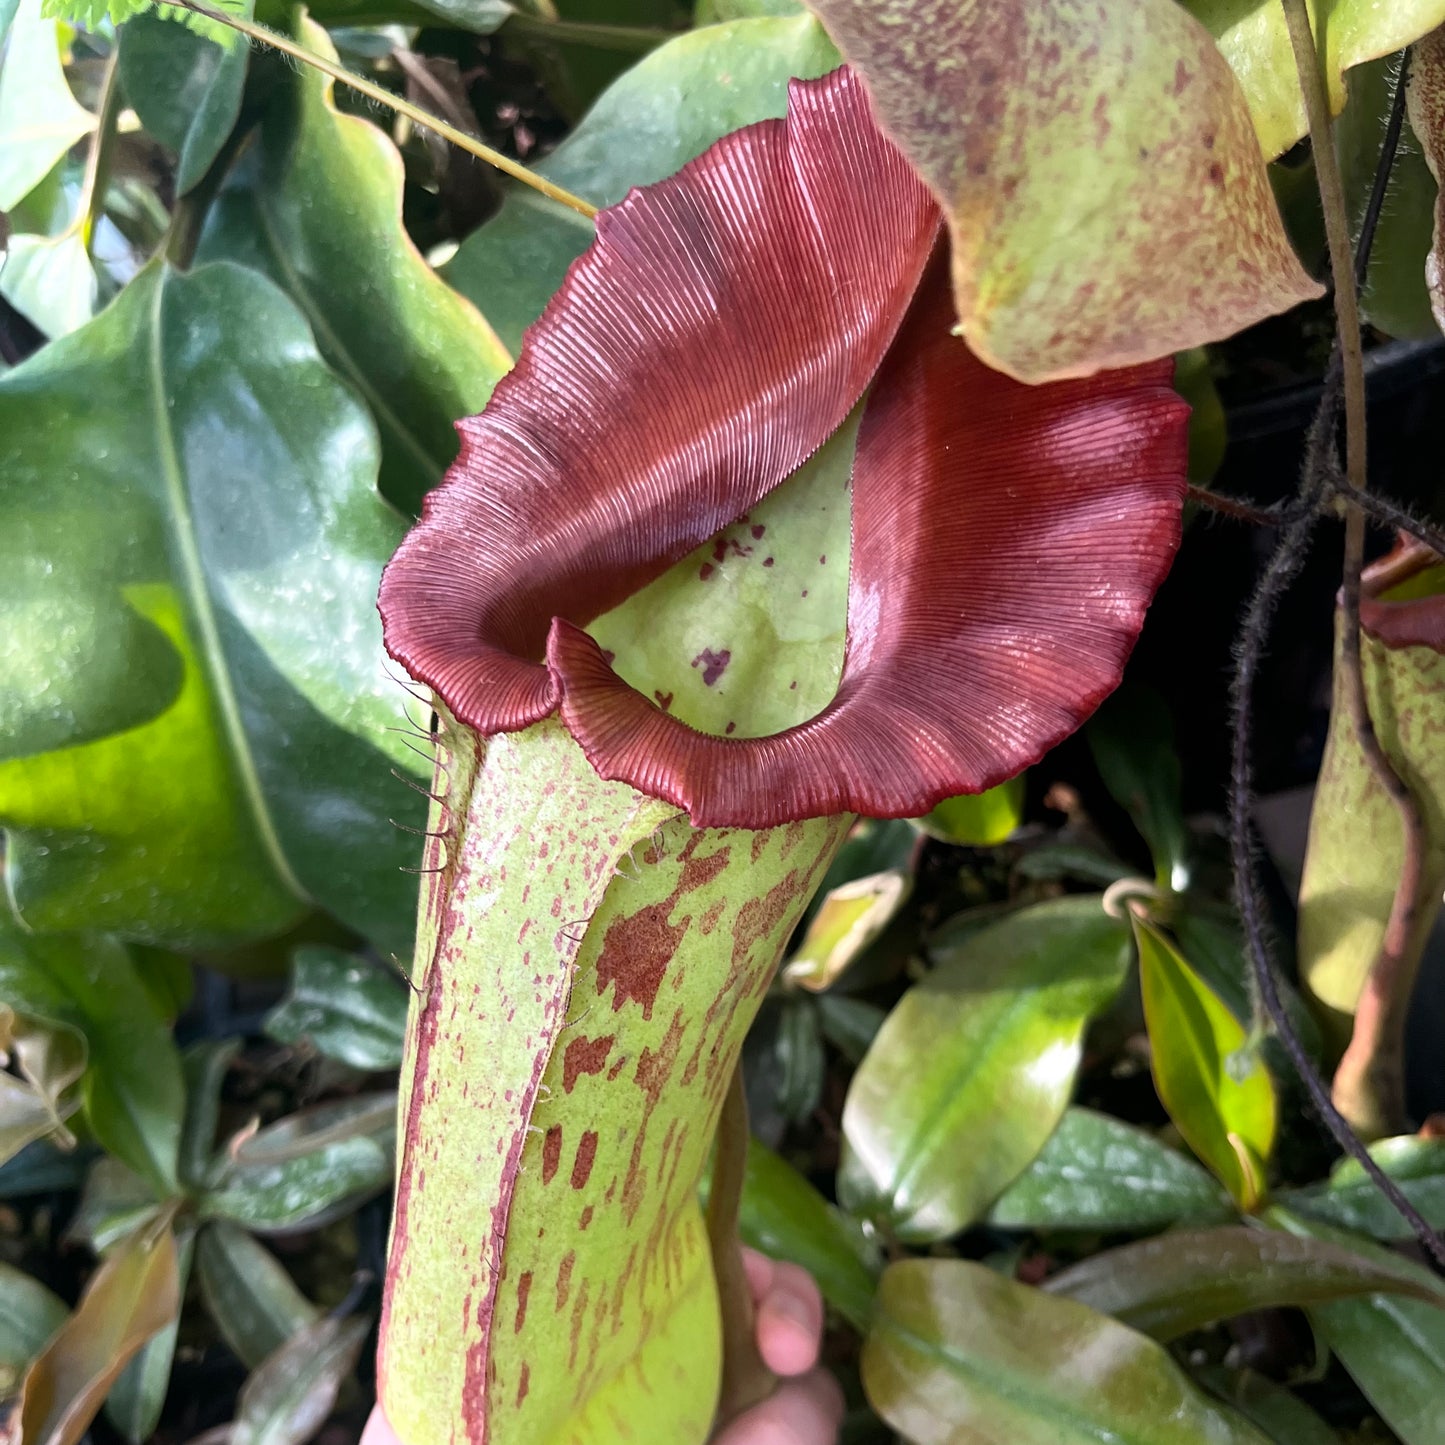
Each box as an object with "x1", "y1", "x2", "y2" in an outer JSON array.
[{"x1": 359, "y1": 1248, "x2": 841, "y2": 1445}]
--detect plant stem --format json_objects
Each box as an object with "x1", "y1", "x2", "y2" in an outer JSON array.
[
  {"x1": 77, "y1": 48, "x2": 123, "y2": 257},
  {"x1": 157, "y1": 0, "x2": 599, "y2": 219},
  {"x1": 1281, "y1": 2, "x2": 1431, "y2": 1137},
  {"x1": 506, "y1": 11, "x2": 676, "y2": 52},
  {"x1": 706, "y1": 1064, "x2": 774, "y2": 1428}
]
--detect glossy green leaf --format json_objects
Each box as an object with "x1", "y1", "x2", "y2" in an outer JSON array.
[
  {"x1": 1194, "y1": 1368, "x2": 1341, "y2": 1445},
  {"x1": 179, "y1": 1039, "x2": 241, "y2": 1189},
  {"x1": 713, "y1": 1138, "x2": 879, "y2": 1330},
  {"x1": 1087, "y1": 684, "x2": 1189, "y2": 891},
  {"x1": 69, "y1": 1158, "x2": 165, "y2": 1253},
  {"x1": 195, "y1": 1223, "x2": 319, "y2": 1370},
  {"x1": 0, "y1": 917, "x2": 182, "y2": 1193},
  {"x1": 118, "y1": 4, "x2": 249, "y2": 193},
  {"x1": 986, "y1": 1107, "x2": 1231, "y2": 1232},
  {"x1": 444, "y1": 12, "x2": 841, "y2": 354},
  {"x1": 840, "y1": 896, "x2": 1131, "y2": 1241},
  {"x1": 0, "y1": 0, "x2": 93, "y2": 211},
  {"x1": 914, "y1": 776, "x2": 1025, "y2": 847},
  {"x1": 0, "y1": 259, "x2": 428, "y2": 957},
  {"x1": 16, "y1": 1222, "x2": 180, "y2": 1445},
  {"x1": 782, "y1": 867, "x2": 910, "y2": 992},
  {"x1": 1181, "y1": 0, "x2": 1445, "y2": 159},
  {"x1": 201, "y1": 1093, "x2": 395, "y2": 1234},
  {"x1": 1135, "y1": 917, "x2": 1277, "y2": 1209},
  {"x1": 0, "y1": 229, "x2": 97, "y2": 338},
  {"x1": 816, "y1": 993, "x2": 886, "y2": 1065},
  {"x1": 1044, "y1": 1225, "x2": 1445, "y2": 1340},
  {"x1": 1175, "y1": 347, "x2": 1228, "y2": 484},
  {"x1": 0, "y1": 1261, "x2": 68, "y2": 1379},
  {"x1": 1276, "y1": 1210, "x2": 1445, "y2": 1445},
  {"x1": 1014, "y1": 842, "x2": 1132, "y2": 887},
  {"x1": 196, "y1": 12, "x2": 508, "y2": 514},
  {"x1": 232, "y1": 1312, "x2": 369, "y2": 1445},
  {"x1": 263, "y1": 945, "x2": 408, "y2": 1070},
  {"x1": 861, "y1": 1258, "x2": 1271, "y2": 1445},
  {"x1": 1281, "y1": 1134, "x2": 1445, "y2": 1239},
  {"x1": 104, "y1": 1229, "x2": 193, "y2": 1444}
]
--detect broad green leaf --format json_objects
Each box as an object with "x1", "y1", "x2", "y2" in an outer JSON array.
[
  {"x1": 380, "y1": 718, "x2": 848, "y2": 1444},
  {"x1": 196, "y1": 12, "x2": 509, "y2": 515},
  {"x1": 104, "y1": 1229, "x2": 194, "y2": 1444},
  {"x1": 16, "y1": 1223, "x2": 180, "y2": 1445},
  {"x1": 0, "y1": 229, "x2": 97, "y2": 337},
  {"x1": 839, "y1": 896, "x2": 1131, "y2": 1241},
  {"x1": 263, "y1": 945, "x2": 408, "y2": 1070},
  {"x1": 195, "y1": 1223, "x2": 319, "y2": 1370},
  {"x1": 1014, "y1": 841, "x2": 1132, "y2": 887},
  {"x1": 781, "y1": 867, "x2": 910, "y2": 992},
  {"x1": 1087, "y1": 684, "x2": 1189, "y2": 890},
  {"x1": 0, "y1": 259, "x2": 428, "y2": 957},
  {"x1": 986, "y1": 1107, "x2": 1231, "y2": 1232},
  {"x1": 0, "y1": 0, "x2": 93, "y2": 211},
  {"x1": 1276, "y1": 1210, "x2": 1445, "y2": 1445},
  {"x1": 913, "y1": 776, "x2": 1025, "y2": 847},
  {"x1": 444, "y1": 13, "x2": 841, "y2": 354},
  {"x1": 1182, "y1": 0, "x2": 1445, "y2": 160},
  {"x1": 806, "y1": 0, "x2": 1319, "y2": 382},
  {"x1": 1281, "y1": 1134, "x2": 1445, "y2": 1239},
  {"x1": 1194, "y1": 1367, "x2": 1341, "y2": 1445},
  {"x1": 1135, "y1": 917, "x2": 1277, "y2": 1209},
  {"x1": 179, "y1": 1039, "x2": 241, "y2": 1189},
  {"x1": 861, "y1": 1258, "x2": 1271, "y2": 1445},
  {"x1": 1044, "y1": 1225, "x2": 1445, "y2": 1340},
  {"x1": 231, "y1": 1313, "x2": 370, "y2": 1445},
  {"x1": 201, "y1": 1093, "x2": 395, "y2": 1233},
  {"x1": 0, "y1": 1261, "x2": 68, "y2": 1382},
  {"x1": 1339, "y1": 54, "x2": 1436, "y2": 340},
  {"x1": 0, "y1": 918, "x2": 182, "y2": 1193},
  {"x1": 704, "y1": 1138, "x2": 879, "y2": 1331},
  {"x1": 118, "y1": 4, "x2": 250, "y2": 193}
]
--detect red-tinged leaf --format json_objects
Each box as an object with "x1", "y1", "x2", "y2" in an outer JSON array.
[
  {"x1": 230, "y1": 1314, "x2": 369, "y2": 1445},
  {"x1": 15, "y1": 1223, "x2": 180, "y2": 1445},
  {"x1": 381, "y1": 68, "x2": 1191, "y2": 830},
  {"x1": 804, "y1": 0, "x2": 1321, "y2": 382}
]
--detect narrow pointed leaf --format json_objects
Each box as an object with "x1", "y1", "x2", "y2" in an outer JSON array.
[
  {"x1": 105, "y1": 1230, "x2": 194, "y2": 1444},
  {"x1": 1044, "y1": 1226, "x2": 1445, "y2": 1340},
  {"x1": 987, "y1": 1107, "x2": 1231, "y2": 1232},
  {"x1": 806, "y1": 0, "x2": 1320, "y2": 381},
  {"x1": 782, "y1": 868, "x2": 910, "y2": 992},
  {"x1": 1281, "y1": 1134, "x2": 1445, "y2": 1239},
  {"x1": 196, "y1": 1223, "x2": 320, "y2": 1371},
  {"x1": 263, "y1": 946, "x2": 408, "y2": 1070},
  {"x1": 16, "y1": 1224, "x2": 180, "y2": 1445},
  {"x1": 1194, "y1": 1368, "x2": 1342, "y2": 1445},
  {"x1": 231, "y1": 1313, "x2": 369, "y2": 1445},
  {"x1": 1184, "y1": 0, "x2": 1445, "y2": 160},
  {"x1": 861, "y1": 1258, "x2": 1271, "y2": 1445},
  {"x1": 1135, "y1": 916, "x2": 1277, "y2": 1209},
  {"x1": 196, "y1": 12, "x2": 509, "y2": 515},
  {"x1": 69, "y1": 1158, "x2": 165, "y2": 1253},
  {"x1": 0, "y1": 0, "x2": 93, "y2": 211},
  {"x1": 179, "y1": 1039, "x2": 241, "y2": 1189},
  {"x1": 0, "y1": 260, "x2": 427, "y2": 954},
  {"x1": 840, "y1": 897, "x2": 1131, "y2": 1241},
  {"x1": 444, "y1": 13, "x2": 843, "y2": 353}
]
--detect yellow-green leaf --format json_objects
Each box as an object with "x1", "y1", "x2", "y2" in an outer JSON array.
[{"x1": 1135, "y1": 916, "x2": 1277, "y2": 1209}]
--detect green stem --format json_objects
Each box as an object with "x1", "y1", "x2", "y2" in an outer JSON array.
[
  {"x1": 156, "y1": 0, "x2": 599, "y2": 219},
  {"x1": 78, "y1": 48, "x2": 123, "y2": 258},
  {"x1": 506, "y1": 11, "x2": 676, "y2": 52},
  {"x1": 1281, "y1": 1, "x2": 1430, "y2": 1137},
  {"x1": 706, "y1": 1063, "x2": 774, "y2": 1430}
]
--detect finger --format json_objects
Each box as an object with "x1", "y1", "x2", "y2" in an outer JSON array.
[
  {"x1": 710, "y1": 1370, "x2": 845, "y2": 1445},
  {"x1": 756, "y1": 1263, "x2": 825, "y2": 1376},
  {"x1": 360, "y1": 1405, "x2": 400, "y2": 1445},
  {"x1": 742, "y1": 1245, "x2": 776, "y2": 1304}
]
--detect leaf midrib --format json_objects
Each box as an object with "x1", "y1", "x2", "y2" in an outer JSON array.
[{"x1": 147, "y1": 270, "x2": 308, "y2": 907}]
